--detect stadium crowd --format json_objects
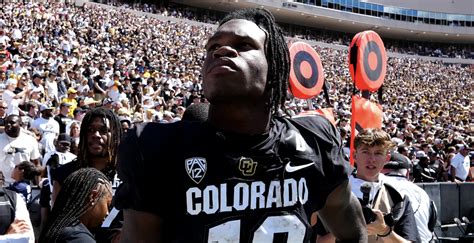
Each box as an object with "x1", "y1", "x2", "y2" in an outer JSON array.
[
  {"x1": 0, "y1": 1, "x2": 471, "y2": 241},
  {"x1": 0, "y1": 1, "x2": 471, "y2": 180}
]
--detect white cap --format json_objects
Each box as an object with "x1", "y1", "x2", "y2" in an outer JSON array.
[
  {"x1": 6, "y1": 78, "x2": 17, "y2": 86},
  {"x1": 415, "y1": 151, "x2": 428, "y2": 158}
]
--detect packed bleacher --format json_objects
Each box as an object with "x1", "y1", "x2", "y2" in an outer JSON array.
[
  {"x1": 0, "y1": 1, "x2": 472, "y2": 241},
  {"x1": 0, "y1": 1, "x2": 471, "y2": 182},
  {"x1": 117, "y1": 1, "x2": 474, "y2": 59}
]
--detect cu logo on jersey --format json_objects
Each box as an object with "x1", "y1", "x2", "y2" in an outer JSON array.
[
  {"x1": 238, "y1": 157, "x2": 257, "y2": 176},
  {"x1": 185, "y1": 157, "x2": 207, "y2": 184}
]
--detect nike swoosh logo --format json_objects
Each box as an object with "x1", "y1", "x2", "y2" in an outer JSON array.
[{"x1": 285, "y1": 162, "x2": 314, "y2": 173}]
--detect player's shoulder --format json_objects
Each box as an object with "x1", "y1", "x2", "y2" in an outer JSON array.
[
  {"x1": 279, "y1": 115, "x2": 340, "y2": 144},
  {"x1": 290, "y1": 114, "x2": 334, "y2": 130},
  {"x1": 51, "y1": 159, "x2": 80, "y2": 184},
  {"x1": 123, "y1": 121, "x2": 211, "y2": 154},
  {"x1": 132, "y1": 121, "x2": 206, "y2": 140}
]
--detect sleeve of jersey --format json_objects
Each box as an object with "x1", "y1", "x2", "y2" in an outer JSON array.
[
  {"x1": 114, "y1": 123, "x2": 165, "y2": 215},
  {"x1": 393, "y1": 196, "x2": 420, "y2": 242},
  {"x1": 292, "y1": 116, "x2": 350, "y2": 208}
]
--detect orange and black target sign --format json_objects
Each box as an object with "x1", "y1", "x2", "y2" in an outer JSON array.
[
  {"x1": 348, "y1": 31, "x2": 386, "y2": 92},
  {"x1": 349, "y1": 95, "x2": 383, "y2": 166},
  {"x1": 288, "y1": 42, "x2": 324, "y2": 99}
]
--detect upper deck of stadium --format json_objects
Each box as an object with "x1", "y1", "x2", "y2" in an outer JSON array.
[{"x1": 172, "y1": 0, "x2": 474, "y2": 44}]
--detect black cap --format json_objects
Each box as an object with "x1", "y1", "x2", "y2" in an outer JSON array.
[
  {"x1": 60, "y1": 102, "x2": 71, "y2": 107},
  {"x1": 57, "y1": 133, "x2": 71, "y2": 145},
  {"x1": 73, "y1": 107, "x2": 86, "y2": 116},
  {"x1": 384, "y1": 152, "x2": 411, "y2": 170}
]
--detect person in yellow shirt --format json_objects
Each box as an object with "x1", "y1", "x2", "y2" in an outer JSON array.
[{"x1": 61, "y1": 88, "x2": 78, "y2": 117}]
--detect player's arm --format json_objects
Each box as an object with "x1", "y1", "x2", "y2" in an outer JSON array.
[
  {"x1": 121, "y1": 209, "x2": 162, "y2": 243},
  {"x1": 317, "y1": 180, "x2": 367, "y2": 242},
  {"x1": 51, "y1": 180, "x2": 61, "y2": 207},
  {"x1": 116, "y1": 124, "x2": 164, "y2": 243}
]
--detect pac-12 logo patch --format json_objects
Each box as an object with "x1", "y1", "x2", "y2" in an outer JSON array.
[{"x1": 185, "y1": 157, "x2": 207, "y2": 184}]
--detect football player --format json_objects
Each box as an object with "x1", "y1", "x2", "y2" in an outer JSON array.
[{"x1": 115, "y1": 8, "x2": 367, "y2": 243}]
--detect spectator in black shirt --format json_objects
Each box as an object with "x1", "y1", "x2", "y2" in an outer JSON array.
[
  {"x1": 413, "y1": 151, "x2": 436, "y2": 182},
  {"x1": 54, "y1": 102, "x2": 72, "y2": 134}
]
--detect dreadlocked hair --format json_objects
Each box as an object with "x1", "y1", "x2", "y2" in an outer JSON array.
[
  {"x1": 38, "y1": 168, "x2": 112, "y2": 243},
  {"x1": 219, "y1": 8, "x2": 290, "y2": 116},
  {"x1": 77, "y1": 107, "x2": 122, "y2": 181}
]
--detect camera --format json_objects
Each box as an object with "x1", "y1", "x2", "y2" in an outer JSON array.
[
  {"x1": 361, "y1": 206, "x2": 395, "y2": 226},
  {"x1": 360, "y1": 182, "x2": 397, "y2": 226},
  {"x1": 362, "y1": 206, "x2": 376, "y2": 224}
]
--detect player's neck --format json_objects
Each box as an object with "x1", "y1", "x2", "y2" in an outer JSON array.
[
  {"x1": 89, "y1": 156, "x2": 110, "y2": 171},
  {"x1": 208, "y1": 104, "x2": 270, "y2": 135}
]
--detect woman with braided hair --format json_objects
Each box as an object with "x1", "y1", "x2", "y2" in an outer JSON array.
[{"x1": 39, "y1": 168, "x2": 112, "y2": 242}]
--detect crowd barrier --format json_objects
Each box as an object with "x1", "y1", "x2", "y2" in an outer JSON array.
[
  {"x1": 417, "y1": 182, "x2": 474, "y2": 241},
  {"x1": 417, "y1": 182, "x2": 474, "y2": 225}
]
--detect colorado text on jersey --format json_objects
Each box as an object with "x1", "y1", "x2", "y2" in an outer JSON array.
[{"x1": 186, "y1": 178, "x2": 308, "y2": 215}]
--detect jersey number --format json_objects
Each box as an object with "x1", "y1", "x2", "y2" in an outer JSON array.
[{"x1": 208, "y1": 214, "x2": 306, "y2": 243}]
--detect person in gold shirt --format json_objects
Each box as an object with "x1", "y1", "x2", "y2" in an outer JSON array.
[{"x1": 61, "y1": 88, "x2": 78, "y2": 117}]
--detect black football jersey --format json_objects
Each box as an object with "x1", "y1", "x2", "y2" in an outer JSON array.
[{"x1": 115, "y1": 115, "x2": 349, "y2": 243}]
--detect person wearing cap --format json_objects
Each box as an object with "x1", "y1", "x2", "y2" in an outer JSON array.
[
  {"x1": 450, "y1": 144, "x2": 471, "y2": 182},
  {"x1": 61, "y1": 88, "x2": 78, "y2": 117},
  {"x1": 101, "y1": 98, "x2": 113, "y2": 110},
  {"x1": 40, "y1": 133, "x2": 77, "y2": 232},
  {"x1": 54, "y1": 102, "x2": 73, "y2": 134},
  {"x1": 174, "y1": 106, "x2": 185, "y2": 119},
  {"x1": 412, "y1": 151, "x2": 436, "y2": 183},
  {"x1": 30, "y1": 73, "x2": 46, "y2": 102},
  {"x1": 2, "y1": 78, "x2": 29, "y2": 116},
  {"x1": 382, "y1": 152, "x2": 434, "y2": 243},
  {"x1": 42, "y1": 133, "x2": 77, "y2": 180},
  {"x1": 31, "y1": 104, "x2": 60, "y2": 155}
]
